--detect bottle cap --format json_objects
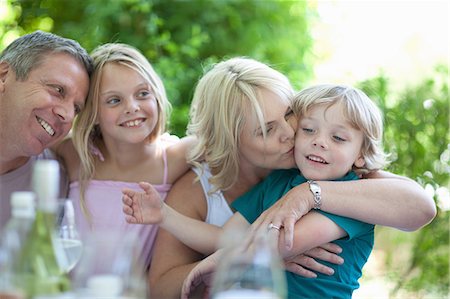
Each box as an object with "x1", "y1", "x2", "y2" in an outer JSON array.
[
  {"x1": 87, "y1": 274, "x2": 123, "y2": 297},
  {"x1": 10, "y1": 191, "x2": 35, "y2": 218}
]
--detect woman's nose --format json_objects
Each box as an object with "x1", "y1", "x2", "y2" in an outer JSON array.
[{"x1": 281, "y1": 121, "x2": 295, "y2": 143}]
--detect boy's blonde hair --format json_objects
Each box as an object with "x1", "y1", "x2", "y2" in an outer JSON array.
[
  {"x1": 72, "y1": 43, "x2": 171, "y2": 219},
  {"x1": 187, "y1": 57, "x2": 294, "y2": 192},
  {"x1": 292, "y1": 84, "x2": 388, "y2": 174}
]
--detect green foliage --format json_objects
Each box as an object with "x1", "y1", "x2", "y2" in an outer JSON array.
[
  {"x1": 358, "y1": 66, "x2": 450, "y2": 296},
  {"x1": 2, "y1": 0, "x2": 315, "y2": 137}
]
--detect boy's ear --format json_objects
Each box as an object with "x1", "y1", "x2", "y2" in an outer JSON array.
[{"x1": 354, "y1": 155, "x2": 365, "y2": 168}]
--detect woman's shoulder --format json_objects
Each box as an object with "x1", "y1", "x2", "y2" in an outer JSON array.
[{"x1": 165, "y1": 169, "x2": 207, "y2": 220}]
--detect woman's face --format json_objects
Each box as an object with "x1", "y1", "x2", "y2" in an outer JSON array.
[{"x1": 239, "y1": 88, "x2": 296, "y2": 172}]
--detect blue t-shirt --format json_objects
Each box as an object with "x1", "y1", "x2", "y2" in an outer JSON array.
[{"x1": 231, "y1": 169, "x2": 374, "y2": 299}]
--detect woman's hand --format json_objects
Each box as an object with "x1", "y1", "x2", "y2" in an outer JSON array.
[
  {"x1": 250, "y1": 182, "x2": 313, "y2": 250},
  {"x1": 284, "y1": 243, "x2": 344, "y2": 278},
  {"x1": 181, "y1": 250, "x2": 222, "y2": 299}
]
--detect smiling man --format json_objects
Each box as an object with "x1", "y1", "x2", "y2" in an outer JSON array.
[{"x1": 0, "y1": 30, "x2": 93, "y2": 228}]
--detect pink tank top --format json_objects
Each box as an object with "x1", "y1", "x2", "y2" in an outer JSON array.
[{"x1": 68, "y1": 148, "x2": 171, "y2": 270}]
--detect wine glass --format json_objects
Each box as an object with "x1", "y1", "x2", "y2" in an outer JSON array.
[
  {"x1": 56, "y1": 199, "x2": 83, "y2": 273},
  {"x1": 71, "y1": 230, "x2": 147, "y2": 298},
  {"x1": 210, "y1": 228, "x2": 287, "y2": 299}
]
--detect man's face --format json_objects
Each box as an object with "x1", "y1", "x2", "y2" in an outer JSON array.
[{"x1": 0, "y1": 52, "x2": 89, "y2": 159}]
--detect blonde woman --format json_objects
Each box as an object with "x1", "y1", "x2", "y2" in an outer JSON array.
[
  {"x1": 55, "y1": 43, "x2": 193, "y2": 270},
  {"x1": 146, "y1": 57, "x2": 435, "y2": 298}
]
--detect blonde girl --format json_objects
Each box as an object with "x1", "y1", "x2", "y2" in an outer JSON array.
[{"x1": 56, "y1": 43, "x2": 193, "y2": 269}]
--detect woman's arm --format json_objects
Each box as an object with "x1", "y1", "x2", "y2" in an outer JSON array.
[
  {"x1": 148, "y1": 170, "x2": 209, "y2": 299},
  {"x1": 252, "y1": 171, "x2": 437, "y2": 249}
]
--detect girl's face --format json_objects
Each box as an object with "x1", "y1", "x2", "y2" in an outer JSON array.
[
  {"x1": 96, "y1": 63, "x2": 159, "y2": 146},
  {"x1": 295, "y1": 102, "x2": 365, "y2": 181},
  {"x1": 239, "y1": 88, "x2": 296, "y2": 172}
]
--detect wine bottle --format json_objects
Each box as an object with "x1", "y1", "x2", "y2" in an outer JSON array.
[
  {"x1": 15, "y1": 160, "x2": 71, "y2": 298},
  {"x1": 0, "y1": 192, "x2": 35, "y2": 299}
]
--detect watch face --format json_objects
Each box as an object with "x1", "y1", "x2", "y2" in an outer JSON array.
[{"x1": 310, "y1": 183, "x2": 320, "y2": 193}]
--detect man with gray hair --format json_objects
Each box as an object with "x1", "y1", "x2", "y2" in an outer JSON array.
[{"x1": 0, "y1": 30, "x2": 93, "y2": 228}]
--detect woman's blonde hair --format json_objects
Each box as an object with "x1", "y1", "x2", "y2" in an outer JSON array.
[
  {"x1": 72, "y1": 43, "x2": 171, "y2": 220},
  {"x1": 187, "y1": 57, "x2": 294, "y2": 192},
  {"x1": 292, "y1": 84, "x2": 389, "y2": 174}
]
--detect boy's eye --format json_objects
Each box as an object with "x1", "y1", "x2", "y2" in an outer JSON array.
[
  {"x1": 302, "y1": 128, "x2": 314, "y2": 134},
  {"x1": 333, "y1": 135, "x2": 346, "y2": 142}
]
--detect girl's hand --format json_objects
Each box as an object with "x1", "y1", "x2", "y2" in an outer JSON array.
[{"x1": 122, "y1": 182, "x2": 164, "y2": 224}]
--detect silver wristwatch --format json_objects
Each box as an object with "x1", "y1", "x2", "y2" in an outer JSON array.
[{"x1": 307, "y1": 180, "x2": 322, "y2": 210}]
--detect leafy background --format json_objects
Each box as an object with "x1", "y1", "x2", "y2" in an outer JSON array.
[{"x1": 1, "y1": 0, "x2": 448, "y2": 297}]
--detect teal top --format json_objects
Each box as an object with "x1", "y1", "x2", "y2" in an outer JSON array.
[{"x1": 232, "y1": 169, "x2": 374, "y2": 299}]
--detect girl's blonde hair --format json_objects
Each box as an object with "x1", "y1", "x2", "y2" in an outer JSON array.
[
  {"x1": 187, "y1": 57, "x2": 294, "y2": 192},
  {"x1": 72, "y1": 43, "x2": 171, "y2": 220},
  {"x1": 292, "y1": 84, "x2": 389, "y2": 174}
]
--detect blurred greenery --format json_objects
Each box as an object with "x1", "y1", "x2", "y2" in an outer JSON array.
[
  {"x1": 0, "y1": 0, "x2": 314, "y2": 137},
  {"x1": 358, "y1": 67, "x2": 449, "y2": 295},
  {"x1": 1, "y1": 0, "x2": 448, "y2": 296}
]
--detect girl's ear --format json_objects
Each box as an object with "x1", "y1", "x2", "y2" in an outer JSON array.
[{"x1": 354, "y1": 155, "x2": 365, "y2": 168}]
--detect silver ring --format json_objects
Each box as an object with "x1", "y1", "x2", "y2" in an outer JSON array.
[{"x1": 268, "y1": 223, "x2": 280, "y2": 231}]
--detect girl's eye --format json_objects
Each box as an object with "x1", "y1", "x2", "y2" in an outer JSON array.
[
  {"x1": 107, "y1": 97, "x2": 121, "y2": 105},
  {"x1": 138, "y1": 90, "x2": 154, "y2": 99},
  {"x1": 333, "y1": 135, "x2": 346, "y2": 142}
]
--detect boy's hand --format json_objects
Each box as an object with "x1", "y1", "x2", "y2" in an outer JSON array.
[{"x1": 122, "y1": 182, "x2": 164, "y2": 224}]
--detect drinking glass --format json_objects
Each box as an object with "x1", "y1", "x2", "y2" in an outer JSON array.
[{"x1": 56, "y1": 199, "x2": 82, "y2": 273}]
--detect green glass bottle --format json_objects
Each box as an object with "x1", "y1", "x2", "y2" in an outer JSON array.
[{"x1": 16, "y1": 160, "x2": 71, "y2": 298}]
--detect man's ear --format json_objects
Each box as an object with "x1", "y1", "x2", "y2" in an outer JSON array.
[{"x1": 0, "y1": 62, "x2": 10, "y2": 92}]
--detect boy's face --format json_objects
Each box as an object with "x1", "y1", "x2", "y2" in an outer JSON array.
[{"x1": 294, "y1": 102, "x2": 365, "y2": 181}]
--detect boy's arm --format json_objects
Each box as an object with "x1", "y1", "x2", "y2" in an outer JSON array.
[
  {"x1": 252, "y1": 172, "x2": 436, "y2": 249},
  {"x1": 277, "y1": 211, "x2": 347, "y2": 259}
]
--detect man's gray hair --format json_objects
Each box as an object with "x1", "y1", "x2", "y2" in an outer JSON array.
[{"x1": 0, "y1": 30, "x2": 93, "y2": 80}]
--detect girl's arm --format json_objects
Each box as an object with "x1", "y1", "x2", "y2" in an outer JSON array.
[
  {"x1": 252, "y1": 171, "x2": 436, "y2": 249},
  {"x1": 123, "y1": 181, "x2": 224, "y2": 255}
]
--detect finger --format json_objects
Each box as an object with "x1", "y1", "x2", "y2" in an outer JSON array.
[
  {"x1": 305, "y1": 247, "x2": 344, "y2": 265},
  {"x1": 281, "y1": 216, "x2": 296, "y2": 250},
  {"x1": 319, "y1": 243, "x2": 343, "y2": 254},
  {"x1": 294, "y1": 256, "x2": 335, "y2": 275},
  {"x1": 138, "y1": 181, "x2": 152, "y2": 191},
  {"x1": 284, "y1": 262, "x2": 317, "y2": 278},
  {"x1": 121, "y1": 188, "x2": 134, "y2": 197},
  {"x1": 122, "y1": 195, "x2": 132, "y2": 205},
  {"x1": 122, "y1": 205, "x2": 133, "y2": 215},
  {"x1": 124, "y1": 215, "x2": 136, "y2": 224}
]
